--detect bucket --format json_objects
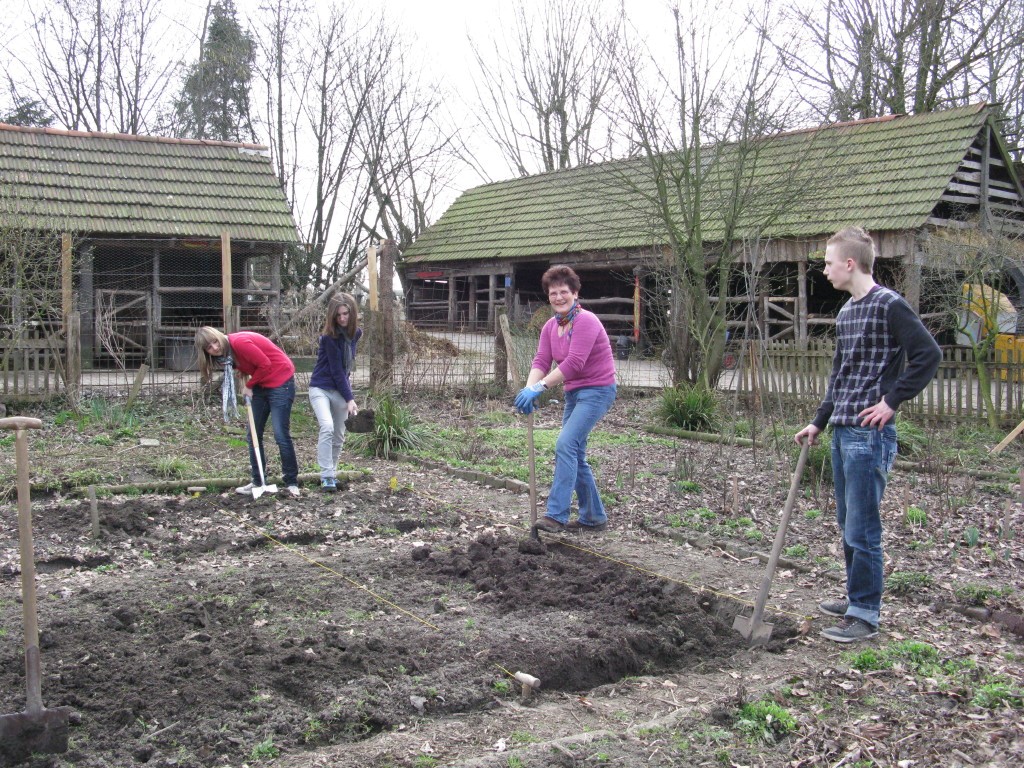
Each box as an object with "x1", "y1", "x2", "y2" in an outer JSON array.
[{"x1": 165, "y1": 338, "x2": 197, "y2": 371}]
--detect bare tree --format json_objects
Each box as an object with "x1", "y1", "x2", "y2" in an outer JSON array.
[
  {"x1": 15, "y1": 0, "x2": 178, "y2": 134},
  {"x1": 777, "y1": 0, "x2": 1024, "y2": 124},
  {"x1": 609, "y1": 1, "x2": 823, "y2": 387},
  {"x1": 470, "y1": 0, "x2": 622, "y2": 177},
  {"x1": 359, "y1": 51, "x2": 462, "y2": 255}
]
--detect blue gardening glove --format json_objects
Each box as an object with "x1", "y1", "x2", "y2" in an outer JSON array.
[{"x1": 514, "y1": 382, "x2": 546, "y2": 414}]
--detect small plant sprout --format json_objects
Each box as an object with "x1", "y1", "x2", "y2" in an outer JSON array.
[
  {"x1": 905, "y1": 505, "x2": 927, "y2": 527},
  {"x1": 249, "y1": 736, "x2": 279, "y2": 761},
  {"x1": 735, "y1": 699, "x2": 797, "y2": 744},
  {"x1": 963, "y1": 525, "x2": 981, "y2": 548}
]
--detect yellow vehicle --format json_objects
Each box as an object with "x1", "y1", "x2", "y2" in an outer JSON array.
[{"x1": 958, "y1": 283, "x2": 1024, "y2": 375}]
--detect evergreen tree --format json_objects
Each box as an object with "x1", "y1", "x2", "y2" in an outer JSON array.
[
  {"x1": 2, "y1": 95, "x2": 54, "y2": 128},
  {"x1": 174, "y1": 0, "x2": 256, "y2": 141}
]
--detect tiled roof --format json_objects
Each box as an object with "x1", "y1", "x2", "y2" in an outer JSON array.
[
  {"x1": 405, "y1": 104, "x2": 993, "y2": 264},
  {"x1": 0, "y1": 125, "x2": 300, "y2": 243}
]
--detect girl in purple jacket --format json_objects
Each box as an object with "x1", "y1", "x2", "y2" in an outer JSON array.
[
  {"x1": 308, "y1": 293, "x2": 363, "y2": 491},
  {"x1": 514, "y1": 265, "x2": 617, "y2": 532}
]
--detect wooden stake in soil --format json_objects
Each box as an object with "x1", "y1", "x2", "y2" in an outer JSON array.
[{"x1": 88, "y1": 485, "x2": 99, "y2": 539}]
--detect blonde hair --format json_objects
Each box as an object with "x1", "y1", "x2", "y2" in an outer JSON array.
[
  {"x1": 323, "y1": 293, "x2": 359, "y2": 337},
  {"x1": 827, "y1": 226, "x2": 876, "y2": 274},
  {"x1": 194, "y1": 326, "x2": 231, "y2": 381}
]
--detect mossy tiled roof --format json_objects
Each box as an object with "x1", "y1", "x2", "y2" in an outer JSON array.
[
  {"x1": 405, "y1": 104, "x2": 993, "y2": 264},
  {"x1": 0, "y1": 125, "x2": 300, "y2": 243}
]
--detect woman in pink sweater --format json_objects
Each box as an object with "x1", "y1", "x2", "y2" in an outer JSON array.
[{"x1": 514, "y1": 265, "x2": 617, "y2": 532}]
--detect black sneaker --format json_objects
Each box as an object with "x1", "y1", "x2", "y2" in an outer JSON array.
[
  {"x1": 533, "y1": 517, "x2": 566, "y2": 533},
  {"x1": 819, "y1": 598, "x2": 849, "y2": 618},
  {"x1": 565, "y1": 520, "x2": 607, "y2": 532},
  {"x1": 321, "y1": 478, "x2": 337, "y2": 492},
  {"x1": 821, "y1": 617, "x2": 878, "y2": 643}
]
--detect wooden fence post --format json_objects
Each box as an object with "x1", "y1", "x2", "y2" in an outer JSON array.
[
  {"x1": 221, "y1": 230, "x2": 235, "y2": 333},
  {"x1": 369, "y1": 240, "x2": 395, "y2": 389}
]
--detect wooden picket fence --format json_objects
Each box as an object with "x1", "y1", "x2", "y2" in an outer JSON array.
[
  {"x1": 0, "y1": 323, "x2": 67, "y2": 400},
  {"x1": 732, "y1": 339, "x2": 1024, "y2": 423}
]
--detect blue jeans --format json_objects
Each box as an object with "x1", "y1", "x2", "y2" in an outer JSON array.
[
  {"x1": 831, "y1": 424, "x2": 897, "y2": 627},
  {"x1": 308, "y1": 386, "x2": 347, "y2": 480},
  {"x1": 248, "y1": 378, "x2": 298, "y2": 486},
  {"x1": 546, "y1": 385, "x2": 616, "y2": 525}
]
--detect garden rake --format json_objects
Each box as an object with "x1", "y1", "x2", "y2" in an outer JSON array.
[
  {"x1": 733, "y1": 439, "x2": 810, "y2": 647},
  {"x1": 244, "y1": 397, "x2": 277, "y2": 498},
  {"x1": 0, "y1": 417, "x2": 72, "y2": 766}
]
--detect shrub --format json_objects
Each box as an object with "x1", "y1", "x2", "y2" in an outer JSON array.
[
  {"x1": 905, "y1": 505, "x2": 927, "y2": 527},
  {"x1": 658, "y1": 384, "x2": 719, "y2": 432},
  {"x1": 972, "y1": 680, "x2": 1023, "y2": 709},
  {"x1": 351, "y1": 391, "x2": 430, "y2": 460},
  {"x1": 798, "y1": 434, "x2": 832, "y2": 486}
]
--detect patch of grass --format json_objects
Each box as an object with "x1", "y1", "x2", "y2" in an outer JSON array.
[
  {"x1": 800, "y1": 437, "x2": 833, "y2": 486},
  {"x1": 962, "y1": 525, "x2": 981, "y2": 548},
  {"x1": 804, "y1": 508, "x2": 822, "y2": 520},
  {"x1": 972, "y1": 679, "x2": 1023, "y2": 709},
  {"x1": 492, "y1": 679, "x2": 512, "y2": 694},
  {"x1": 744, "y1": 528, "x2": 763, "y2": 542},
  {"x1": 153, "y1": 456, "x2": 196, "y2": 480},
  {"x1": 895, "y1": 418, "x2": 929, "y2": 458},
  {"x1": 92, "y1": 434, "x2": 115, "y2": 446},
  {"x1": 886, "y1": 571, "x2": 933, "y2": 596},
  {"x1": 414, "y1": 757, "x2": 439, "y2": 768},
  {"x1": 953, "y1": 583, "x2": 1011, "y2": 605},
  {"x1": 783, "y1": 543, "x2": 808, "y2": 558},
  {"x1": 509, "y1": 730, "x2": 542, "y2": 745},
  {"x1": 673, "y1": 479, "x2": 701, "y2": 492},
  {"x1": 658, "y1": 384, "x2": 719, "y2": 432},
  {"x1": 67, "y1": 468, "x2": 105, "y2": 486},
  {"x1": 844, "y1": 647, "x2": 893, "y2": 672},
  {"x1": 735, "y1": 699, "x2": 797, "y2": 744},
  {"x1": 506, "y1": 756, "x2": 526, "y2": 768}
]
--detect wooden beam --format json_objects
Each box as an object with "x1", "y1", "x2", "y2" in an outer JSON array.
[{"x1": 61, "y1": 233, "x2": 72, "y2": 322}]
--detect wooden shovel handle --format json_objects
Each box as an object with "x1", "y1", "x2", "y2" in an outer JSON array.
[{"x1": 0, "y1": 416, "x2": 43, "y2": 431}]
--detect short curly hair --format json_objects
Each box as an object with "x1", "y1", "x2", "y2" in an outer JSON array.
[{"x1": 541, "y1": 265, "x2": 581, "y2": 294}]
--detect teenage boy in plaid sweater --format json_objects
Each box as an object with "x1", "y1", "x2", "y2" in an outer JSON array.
[{"x1": 795, "y1": 226, "x2": 941, "y2": 643}]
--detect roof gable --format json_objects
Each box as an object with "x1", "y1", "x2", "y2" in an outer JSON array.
[
  {"x1": 406, "y1": 104, "x2": 1012, "y2": 264},
  {"x1": 0, "y1": 125, "x2": 300, "y2": 244}
]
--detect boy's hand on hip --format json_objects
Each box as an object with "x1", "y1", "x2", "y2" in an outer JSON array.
[{"x1": 859, "y1": 400, "x2": 895, "y2": 428}]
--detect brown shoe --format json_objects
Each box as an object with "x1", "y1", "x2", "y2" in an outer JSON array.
[
  {"x1": 533, "y1": 516, "x2": 566, "y2": 533},
  {"x1": 565, "y1": 520, "x2": 607, "y2": 532}
]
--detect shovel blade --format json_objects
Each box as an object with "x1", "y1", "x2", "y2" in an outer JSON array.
[
  {"x1": 250, "y1": 484, "x2": 278, "y2": 499},
  {"x1": 733, "y1": 614, "x2": 774, "y2": 647},
  {"x1": 0, "y1": 706, "x2": 72, "y2": 766}
]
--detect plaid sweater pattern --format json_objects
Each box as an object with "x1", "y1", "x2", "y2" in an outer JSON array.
[{"x1": 815, "y1": 286, "x2": 934, "y2": 428}]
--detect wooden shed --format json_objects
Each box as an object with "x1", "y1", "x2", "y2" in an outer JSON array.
[
  {"x1": 403, "y1": 104, "x2": 1024, "y2": 342},
  {"x1": 0, "y1": 124, "x2": 300, "y2": 372}
]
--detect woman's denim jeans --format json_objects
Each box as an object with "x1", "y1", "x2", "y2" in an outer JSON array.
[
  {"x1": 831, "y1": 424, "x2": 897, "y2": 627},
  {"x1": 248, "y1": 378, "x2": 298, "y2": 486},
  {"x1": 546, "y1": 385, "x2": 617, "y2": 525},
  {"x1": 308, "y1": 386, "x2": 347, "y2": 479}
]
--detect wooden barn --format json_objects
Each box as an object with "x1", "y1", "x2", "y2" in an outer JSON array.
[
  {"x1": 0, "y1": 124, "x2": 300, "y2": 374},
  {"x1": 402, "y1": 104, "x2": 1024, "y2": 344}
]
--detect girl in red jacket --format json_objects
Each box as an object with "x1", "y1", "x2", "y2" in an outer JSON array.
[{"x1": 195, "y1": 327, "x2": 300, "y2": 497}]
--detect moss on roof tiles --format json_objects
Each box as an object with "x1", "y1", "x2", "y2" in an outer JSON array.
[
  {"x1": 0, "y1": 125, "x2": 300, "y2": 243},
  {"x1": 407, "y1": 104, "x2": 992, "y2": 264}
]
